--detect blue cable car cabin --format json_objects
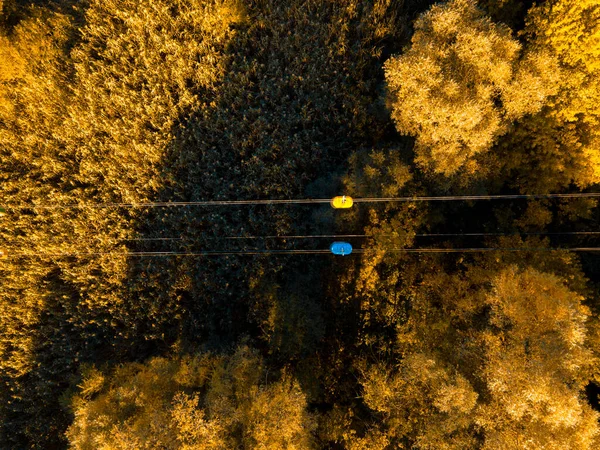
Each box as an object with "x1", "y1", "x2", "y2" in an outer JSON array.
[{"x1": 330, "y1": 241, "x2": 352, "y2": 255}]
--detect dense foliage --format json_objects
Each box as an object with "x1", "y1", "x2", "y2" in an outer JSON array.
[
  {"x1": 67, "y1": 345, "x2": 315, "y2": 449},
  {"x1": 384, "y1": 0, "x2": 559, "y2": 176},
  {"x1": 1, "y1": 0, "x2": 599, "y2": 448}
]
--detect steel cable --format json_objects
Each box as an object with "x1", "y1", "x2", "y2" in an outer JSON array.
[
  {"x1": 3, "y1": 192, "x2": 600, "y2": 210},
  {"x1": 3, "y1": 246, "x2": 600, "y2": 259}
]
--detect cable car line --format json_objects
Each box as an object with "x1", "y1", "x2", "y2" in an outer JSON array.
[
  {"x1": 413, "y1": 231, "x2": 600, "y2": 237},
  {"x1": 5, "y1": 198, "x2": 332, "y2": 210},
  {"x1": 3, "y1": 246, "x2": 600, "y2": 259},
  {"x1": 352, "y1": 192, "x2": 600, "y2": 203},
  {"x1": 2, "y1": 249, "x2": 332, "y2": 258},
  {"x1": 54, "y1": 230, "x2": 600, "y2": 242},
  {"x1": 5, "y1": 231, "x2": 599, "y2": 258},
  {"x1": 3, "y1": 192, "x2": 600, "y2": 211}
]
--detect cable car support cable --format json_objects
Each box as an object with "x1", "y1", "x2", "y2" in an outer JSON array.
[
  {"x1": 3, "y1": 246, "x2": 600, "y2": 259},
  {"x1": 3, "y1": 192, "x2": 600, "y2": 210},
  {"x1": 115, "y1": 230, "x2": 600, "y2": 241}
]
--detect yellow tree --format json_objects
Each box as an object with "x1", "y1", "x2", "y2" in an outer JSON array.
[
  {"x1": 476, "y1": 267, "x2": 600, "y2": 449},
  {"x1": 0, "y1": 9, "x2": 84, "y2": 448},
  {"x1": 384, "y1": 0, "x2": 560, "y2": 176},
  {"x1": 336, "y1": 147, "x2": 426, "y2": 350},
  {"x1": 0, "y1": 2, "x2": 242, "y2": 447},
  {"x1": 354, "y1": 263, "x2": 599, "y2": 449},
  {"x1": 361, "y1": 353, "x2": 479, "y2": 449},
  {"x1": 499, "y1": 0, "x2": 600, "y2": 191},
  {"x1": 67, "y1": 0, "x2": 244, "y2": 200},
  {"x1": 66, "y1": 345, "x2": 316, "y2": 449}
]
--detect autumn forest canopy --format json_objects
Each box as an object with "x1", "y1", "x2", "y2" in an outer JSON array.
[{"x1": 1, "y1": 0, "x2": 600, "y2": 448}]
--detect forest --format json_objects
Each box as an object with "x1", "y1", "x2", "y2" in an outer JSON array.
[{"x1": 1, "y1": 0, "x2": 600, "y2": 448}]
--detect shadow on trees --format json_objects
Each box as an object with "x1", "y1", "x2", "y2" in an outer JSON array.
[
  {"x1": 120, "y1": 0, "x2": 406, "y2": 355},
  {"x1": 1, "y1": 0, "x2": 420, "y2": 447}
]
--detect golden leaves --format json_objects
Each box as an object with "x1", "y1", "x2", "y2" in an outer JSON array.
[
  {"x1": 66, "y1": 346, "x2": 315, "y2": 449},
  {"x1": 361, "y1": 353, "x2": 479, "y2": 448},
  {"x1": 385, "y1": 0, "x2": 560, "y2": 176}
]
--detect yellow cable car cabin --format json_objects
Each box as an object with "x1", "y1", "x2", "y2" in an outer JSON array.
[{"x1": 330, "y1": 195, "x2": 353, "y2": 209}]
